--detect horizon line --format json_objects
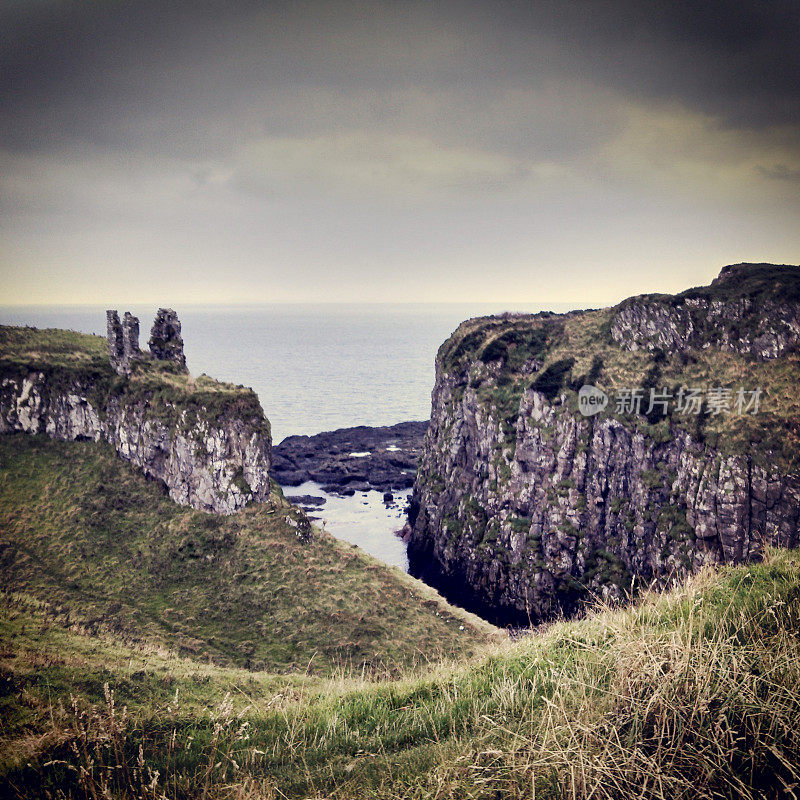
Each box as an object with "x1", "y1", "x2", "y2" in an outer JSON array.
[{"x1": 0, "y1": 298, "x2": 615, "y2": 309}]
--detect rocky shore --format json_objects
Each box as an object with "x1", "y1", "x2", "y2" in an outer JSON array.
[{"x1": 272, "y1": 421, "x2": 427, "y2": 495}]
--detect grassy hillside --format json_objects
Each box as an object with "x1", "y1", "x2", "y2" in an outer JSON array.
[
  {"x1": 0, "y1": 435, "x2": 495, "y2": 677},
  {"x1": 2, "y1": 538, "x2": 798, "y2": 798}
]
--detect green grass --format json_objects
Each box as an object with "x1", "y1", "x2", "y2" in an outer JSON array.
[
  {"x1": 0, "y1": 435, "x2": 496, "y2": 681},
  {"x1": 1, "y1": 542, "x2": 798, "y2": 799},
  {"x1": 0, "y1": 325, "x2": 108, "y2": 368},
  {"x1": 679, "y1": 261, "x2": 800, "y2": 305}
]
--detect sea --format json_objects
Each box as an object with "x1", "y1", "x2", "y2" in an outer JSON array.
[{"x1": 0, "y1": 303, "x2": 576, "y2": 569}]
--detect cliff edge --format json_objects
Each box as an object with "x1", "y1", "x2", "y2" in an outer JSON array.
[
  {"x1": 408, "y1": 263, "x2": 800, "y2": 625},
  {"x1": 0, "y1": 323, "x2": 272, "y2": 514}
]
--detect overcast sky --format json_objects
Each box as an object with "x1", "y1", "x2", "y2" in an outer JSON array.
[{"x1": 1, "y1": 0, "x2": 798, "y2": 306}]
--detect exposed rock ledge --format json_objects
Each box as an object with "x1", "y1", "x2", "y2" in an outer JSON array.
[
  {"x1": 272, "y1": 421, "x2": 427, "y2": 494},
  {"x1": 610, "y1": 262, "x2": 800, "y2": 359},
  {"x1": 0, "y1": 368, "x2": 272, "y2": 514}
]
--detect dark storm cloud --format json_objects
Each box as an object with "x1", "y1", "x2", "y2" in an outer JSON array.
[
  {"x1": 1, "y1": 0, "x2": 798, "y2": 157},
  {"x1": 522, "y1": 0, "x2": 800, "y2": 129}
]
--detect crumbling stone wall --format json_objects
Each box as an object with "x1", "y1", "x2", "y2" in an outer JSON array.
[
  {"x1": 107, "y1": 310, "x2": 143, "y2": 375},
  {"x1": 106, "y1": 308, "x2": 187, "y2": 374},
  {"x1": 122, "y1": 312, "x2": 141, "y2": 363},
  {"x1": 148, "y1": 308, "x2": 187, "y2": 372},
  {"x1": 106, "y1": 311, "x2": 125, "y2": 373}
]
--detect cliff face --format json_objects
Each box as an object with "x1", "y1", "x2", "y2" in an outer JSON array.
[
  {"x1": 408, "y1": 264, "x2": 800, "y2": 625},
  {"x1": 0, "y1": 328, "x2": 272, "y2": 514},
  {"x1": 611, "y1": 263, "x2": 800, "y2": 359}
]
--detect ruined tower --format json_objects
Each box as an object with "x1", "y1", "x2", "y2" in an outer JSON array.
[
  {"x1": 107, "y1": 308, "x2": 188, "y2": 374},
  {"x1": 106, "y1": 310, "x2": 125, "y2": 373},
  {"x1": 148, "y1": 308, "x2": 188, "y2": 372},
  {"x1": 106, "y1": 310, "x2": 144, "y2": 375},
  {"x1": 122, "y1": 312, "x2": 141, "y2": 363}
]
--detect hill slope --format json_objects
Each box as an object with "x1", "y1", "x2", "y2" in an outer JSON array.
[
  {"x1": 0, "y1": 434, "x2": 496, "y2": 676},
  {"x1": 2, "y1": 543, "x2": 798, "y2": 799}
]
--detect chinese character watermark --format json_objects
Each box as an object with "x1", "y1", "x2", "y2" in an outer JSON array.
[{"x1": 577, "y1": 385, "x2": 762, "y2": 418}]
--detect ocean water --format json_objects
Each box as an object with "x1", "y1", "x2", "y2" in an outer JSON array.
[
  {"x1": 1, "y1": 302, "x2": 575, "y2": 568},
  {"x1": 286, "y1": 481, "x2": 413, "y2": 571}
]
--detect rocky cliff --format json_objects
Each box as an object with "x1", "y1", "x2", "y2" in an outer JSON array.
[
  {"x1": 0, "y1": 326, "x2": 272, "y2": 514},
  {"x1": 611, "y1": 263, "x2": 800, "y2": 359},
  {"x1": 408, "y1": 263, "x2": 800, "y2": 625}
]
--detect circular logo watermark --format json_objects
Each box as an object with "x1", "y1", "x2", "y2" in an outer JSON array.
[{"x1": 578, "y1": 384, "x2": 608, "y2": 416}]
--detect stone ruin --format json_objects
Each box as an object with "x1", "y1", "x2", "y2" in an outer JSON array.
[
  {"x1": 107, "y1": 308, "x2": 188, "y2": 375},
  {"x1": 148, "y1": 308, "x2": 187, "y2": 371}
]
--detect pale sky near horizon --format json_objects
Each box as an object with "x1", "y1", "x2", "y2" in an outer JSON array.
[{"x1": 1, "y1": 1, "x2": 799, "y2": 307}]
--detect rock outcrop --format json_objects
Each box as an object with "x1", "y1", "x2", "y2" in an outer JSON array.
[
  {"x1": 149, "y1": 308, "x2": 187, "y2": 371},
  {"x1": 610, "y1": 263, "x2": 800, "y2": 360},
  {"x1": 2, "y1": 324, "x2": 271, "y2": 514},
  {"x1": 272, "y1": 421, "x2": 427, "y2": 494},
  {"x1": 407, "y1": 264, "x2": 800, "y2": 625}
]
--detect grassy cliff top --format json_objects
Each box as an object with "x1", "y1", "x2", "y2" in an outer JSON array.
[
  {"x1": 0, "y1": 324, "x2": 268, "y2": 430},
  {"x1": 677, "y1": 261, "x2": 800, "y2": 305},
  {"x1": 610, "y1": 262, "x2": 800, "y2": 309},
  {"x1": 435, "y1": 265, "x2": 800, "y2": 470},
  {"x1": 0, "y1": 324, "x2": 109, "y2": 368},
  {"x1": 440, "y1": 263, "x2": 800, "y2": 371}
]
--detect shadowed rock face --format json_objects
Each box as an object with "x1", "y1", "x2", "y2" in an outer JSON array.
[
  {"x1": 408, "y1": 264, "x2": 800, "y2": 626},
  {"x1": 148, "y1": 308, "x2": 187, "y2": 372}
]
